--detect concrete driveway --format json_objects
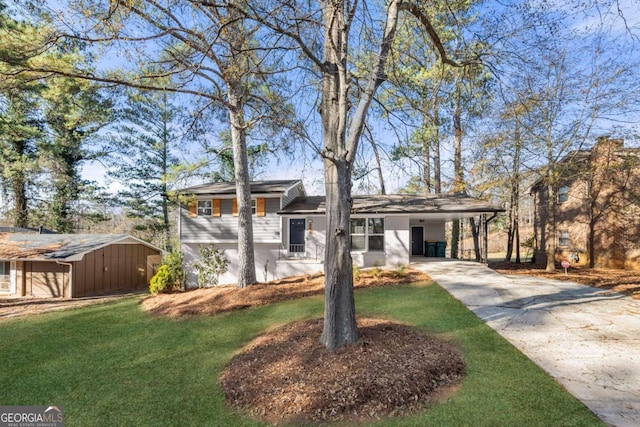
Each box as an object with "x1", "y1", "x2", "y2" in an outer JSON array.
[{"x1": 413, "y1": 259, "x2": 640, "y2": 427}]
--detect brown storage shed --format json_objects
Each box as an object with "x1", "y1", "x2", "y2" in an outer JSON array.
[{"x1": 0, "y1": 233, "x2": 162, "y2": 298}]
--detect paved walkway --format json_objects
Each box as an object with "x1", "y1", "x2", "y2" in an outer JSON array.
[{"x1": 413, "y1": 259, "x2": 640, "y2": 427}]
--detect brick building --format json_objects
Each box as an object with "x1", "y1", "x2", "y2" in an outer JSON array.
[{"x1": 531, "y1": 137, "x2": 640, "y2": 269}]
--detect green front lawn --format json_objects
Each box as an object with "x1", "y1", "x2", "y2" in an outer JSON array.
[{"x1": 0, "y1": 281, "x2": 603, "y2": 426}]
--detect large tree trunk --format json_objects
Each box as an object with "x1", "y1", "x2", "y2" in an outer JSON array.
[
  {"x1": 432, "y1": 101, "x2": 441, "y2": 194},
  {"x1": 514, "y1": 215, "x2": 521, "y2": 263},
  {"x1": 588, "y1": 219, "x2": 596, "y2": 268},
  {"x1": 318, "y1": 0, "x2": 359, "y2": 351},
  {"x1": 50, "y1": 144, "x2": 79, "y2": 233},
  {"x1": 12, "y1": 176, "x2": 28, "y2": 228},
  {"x1": 512, "y1": 119, "x2": 521, "y2": 263},
  {"x1": 450, "y1": 81, "x2": 464, "y2": 258},
  {"x1": 422, "y1": 110, "x2": 431, "y2": 193},
  {"x1": 545, "y1": 181, "x2": 557, "y2": 271},
  {"x1": 321, "y1": 159, "x2": 358, "y2": 350},
  {"x1": 319, "y1": 0, "x2": 401, "y2": 351},
  {"x1": 162, "y1": 94, "x2": 172, "y2": 250},
  {"x1": 505, "y1": 216, "x2": 514, "y2": 261},
  {"x1": 9, "y1": 140, "x2": 29, "y2": 228},
  {"x1": 228, "y1": 83, "x2": 257, "y2": 287},
  {"x1": 469, "y1": 217, "x2": 481, "y2": 262},
  {"x1": 451, "y1": 220, "x2": 459, "y2": 259}
]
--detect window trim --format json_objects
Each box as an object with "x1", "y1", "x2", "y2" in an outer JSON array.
[
  {"x1": 557, "y1": 185, "x2": 569, "y2": 203},
  {"x1": 197, "y1": 200, "x2": 212, "y2": 216},
  {"x1": 558, "y1": 229, "x2": 570, "y2": 247},
  {"x1": 350, "y1": 217, "x2": 385, "y2": 252},
  {"x1": 350, "y1": 218, "x2": 367, "y2": 252},
  {"x1": 367, "y1": 218, "x2": 385, "y2": 252}
]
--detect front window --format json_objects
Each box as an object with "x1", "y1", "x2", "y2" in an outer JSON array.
[
  {"x1": 350, "y1": 218, "x2": 366, "y2": 251},
  {"x1": 559, "y1": 230, "x2": 570, "y2": 247},
  {"x1": 368, "y1": 218, "x2": 385, "y2": 251},
  {"x1": 251, "y1": 199, "x2": 256, "y2": 215},
  {"x1": 197, "y1": 200, "x2": 212, "y2": 216},
  {"x1": 557, "y1": 186, "x2": 569, "y2": 203},
  {"x1": 350, "y1": 217, "x2": 384, "y2": 252}
]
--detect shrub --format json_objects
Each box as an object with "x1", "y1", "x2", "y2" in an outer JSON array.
[
  {"x1": 149, "y1": 248, "x2": 184, "y2": 294},
  {"x1": 394, "y1": 262, "x2": 407, "y2": 277},
  {"x1": 353, "y1": 264, "x2": 362, "y2": 282},
  {"x1": 191, "y1": 245, "x2": 229, "y2": 288},
  {"x1": 164, "y1": 249, "x2": 185, "y2": 290},
  {"x1": 150, "y1": 265, "x2": 173, "y2": 294}
]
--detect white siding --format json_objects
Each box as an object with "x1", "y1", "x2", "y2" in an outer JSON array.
[
  {"x1": 410, "y1": 218, "x2": 446, "y2": 241},
  {"x1": 182, "y1": 242, "x2": 281, "y2": 287},
  {"x1": 275, "y1": 259, "x2": 324, "y2": 278},
  {"x1": 385, "y1": 216, "x2": 410, "y2": 267}
]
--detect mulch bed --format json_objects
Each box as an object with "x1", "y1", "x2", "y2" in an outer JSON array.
[
  {"x1": 140, "y1": 268, "x2": 431, "y2": 317},
  {"x1": 219, "y1": 317, "x2": 464, "y2": 425}
]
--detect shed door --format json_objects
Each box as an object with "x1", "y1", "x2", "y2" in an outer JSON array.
[{"x1": 411, "y1": 227, "x2": 424, "y2": 256}]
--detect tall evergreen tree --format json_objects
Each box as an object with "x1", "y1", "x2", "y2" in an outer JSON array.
[
  {"x1": 0, "y1": 88, "x2": 42, "y2": 227},
  {"x1": 0, "y1": 4, "x2": 44, "y2": 227},
  {"x1": 41, "y1": 76, "x2": 112, "y2": 233},
  {"x1": 108, "y1": 89, "x2": 182, "y2": 248}
]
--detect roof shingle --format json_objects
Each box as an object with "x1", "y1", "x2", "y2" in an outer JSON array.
[{"x1": 279, "y1": 194, "x2": 504, "y2": 215}]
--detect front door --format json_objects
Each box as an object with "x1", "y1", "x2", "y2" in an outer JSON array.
[
  {"x1": 411, "y1": 227, "x2": 424, "y2": 256},
  {"x1": 289, "y1": 219, "x2": 306, "y2": 253}
]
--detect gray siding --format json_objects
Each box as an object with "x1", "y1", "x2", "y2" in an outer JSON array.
[{"x1": 181, "y1": 197, "x2": 281, "y2": 243}]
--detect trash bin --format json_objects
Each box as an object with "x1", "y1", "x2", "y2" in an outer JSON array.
[
  {"x1": 436, "y1": 241, "x2": 446, "y2": 258},
  {"x1": 425, "y1": 241, "x2": 436, "y2": 257}
]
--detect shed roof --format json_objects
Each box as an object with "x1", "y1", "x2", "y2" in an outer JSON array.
[
  {"x1": 178, "y1": 180, "x2": 302, "y2": 195},
  {"x1": 0, "y1": 234, "x2": 162, "y2": 262},
  {"x1": 279, "y1": 194, "x2": 504, "y2": 216}
]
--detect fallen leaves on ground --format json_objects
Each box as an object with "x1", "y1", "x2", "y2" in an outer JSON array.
[
  {"x1": 140, "y1": 268, "x2": 431, "y2": 317},
  {"x1": 219, "y1": 317, "x2": 464, "y2": 425},
  {"x1": 491, "y1": 261, "x2": 640, "y2": 299}
]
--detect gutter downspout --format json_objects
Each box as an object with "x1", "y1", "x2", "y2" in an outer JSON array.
[
  {"x1": 56, "y1": 261, "x2": 73, "y2": 298},
  {"x1": 483, "y1": 212, "x2": 499, "y2": 264}
]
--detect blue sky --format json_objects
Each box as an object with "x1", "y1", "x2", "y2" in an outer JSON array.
[{"x1": 75, "y1": 0, "x2": 640, "y2": 198}]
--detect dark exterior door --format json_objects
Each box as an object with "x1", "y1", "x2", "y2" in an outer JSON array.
[
  {"x1": 411, "y1": 227, "x2": 424, "y2": 256},
  {"x1": 289, "y1": 219, "x2": 306, "y2": 253}
]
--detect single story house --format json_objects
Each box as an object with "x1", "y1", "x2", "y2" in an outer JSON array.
[
  {"x1": 0, "y1": 232, "x2": 163, "y2": 298},
  {"x1": 178, "y1": 180, "x2": 504, "y2": 286}
]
